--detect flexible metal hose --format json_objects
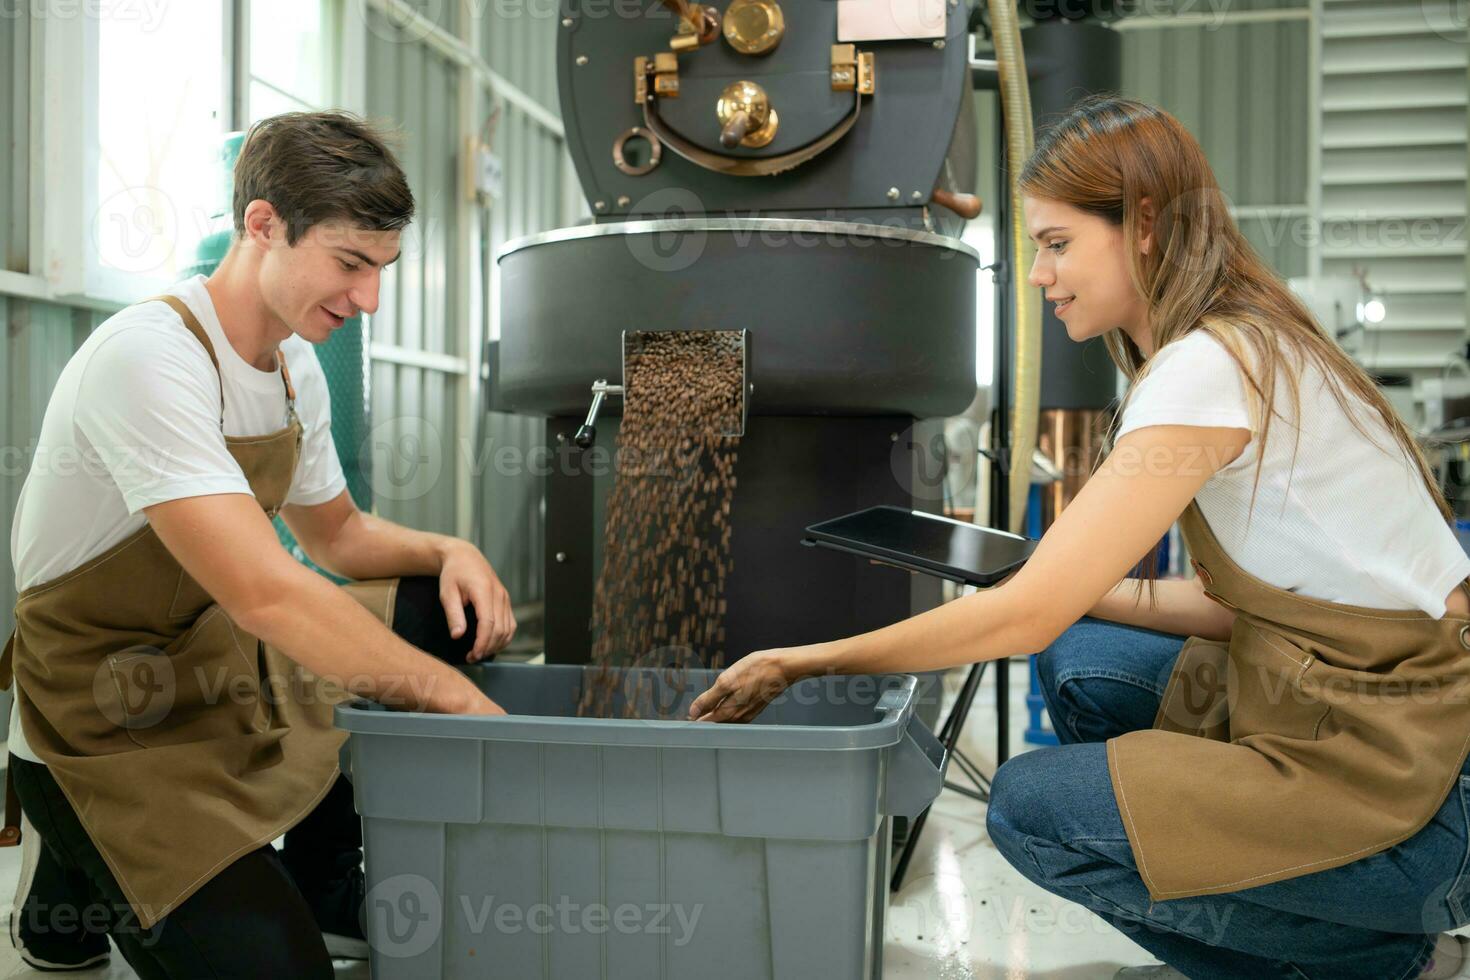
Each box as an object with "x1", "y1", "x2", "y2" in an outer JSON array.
[{"x1": 986, "y1": 0, "x2": 1042, "y2": 534}]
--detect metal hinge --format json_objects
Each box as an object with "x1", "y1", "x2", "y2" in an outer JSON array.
[{"x1": 831, "y1": 44, "x2": 875, "y2": 94}]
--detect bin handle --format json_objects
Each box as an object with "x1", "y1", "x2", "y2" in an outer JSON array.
[
  {"x1": 874, "y1": 683, "x2": 913, "y2": 724},
  {"x1": 883, "y1": 714, "x2": 947, "y2": 818}
]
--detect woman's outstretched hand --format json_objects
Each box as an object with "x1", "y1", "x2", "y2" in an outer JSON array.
[{"x1": 688, "y1": 650, "x2": 796, "y2": 724}]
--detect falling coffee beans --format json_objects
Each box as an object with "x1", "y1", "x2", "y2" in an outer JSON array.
[{"x1": 578, "y1": 332, "x2": 744, "y2": 720}]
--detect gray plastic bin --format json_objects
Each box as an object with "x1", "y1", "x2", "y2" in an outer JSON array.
[{"x1": 335, "y1": 663, "x2": 945, "y2": 980}]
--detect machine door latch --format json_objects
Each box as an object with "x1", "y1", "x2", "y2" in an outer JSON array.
[{"x1": 575, "y1": 380, "x2": 624, "y2": 450}]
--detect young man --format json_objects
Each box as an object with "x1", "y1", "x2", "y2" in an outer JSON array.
[{"x1": 3, "y1": 111, "x2": 514, "y2": 978}]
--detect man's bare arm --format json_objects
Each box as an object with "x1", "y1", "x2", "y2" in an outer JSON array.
[
  {"x1": 279, "y1": 490, "x2": 517, "y2": 658},
  {"x1": 279, "y1": 491, "x2": 446, "y2": 581},
  {"x1": 145, "y1": 493, "x2": 503, "y2": 714}
]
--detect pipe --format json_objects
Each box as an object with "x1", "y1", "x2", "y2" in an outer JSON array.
[{"x1": 986, "y1": 0, "x2": 1042, "y2": 535}]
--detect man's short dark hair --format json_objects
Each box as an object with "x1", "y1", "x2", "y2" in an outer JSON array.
[{"x1": 233, "y1": 111, "x2": 415, "y2": 245}]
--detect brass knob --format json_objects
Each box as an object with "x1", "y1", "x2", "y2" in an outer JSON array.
[
  {"x1": 717, "y1": 80, "x2": 779, "y2": 149},
  {"x1": 723, "y1": 0, "x2": 784, "y2": 56}
]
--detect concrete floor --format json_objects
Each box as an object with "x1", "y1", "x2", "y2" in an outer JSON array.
[
  {"x1": 0, "y1": 662, "x2": 1160, "y2": 979},
  {"x1": 882, "y1": 663, "x2": 1159, "y2": 980}
]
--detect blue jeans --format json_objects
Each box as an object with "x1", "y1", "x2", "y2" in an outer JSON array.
[{"x1": 986, "y1": 617, "x2": 1470, "y2": 980}]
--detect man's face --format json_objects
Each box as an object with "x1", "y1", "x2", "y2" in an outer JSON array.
[{"x1": 259, "y1": 219, "x2": 402, "y2": 343}]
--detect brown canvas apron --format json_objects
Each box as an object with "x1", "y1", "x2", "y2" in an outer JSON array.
[
  {"x1": 0, "y1": 295, "x2": 398, "y2": 928},
  {"x1": 1109, "y1": 500, "x2": 1470, "y2": 902}
]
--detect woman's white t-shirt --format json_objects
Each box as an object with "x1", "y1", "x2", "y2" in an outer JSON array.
[
  {"x1": 7, "y1": 275, "x2": 347, "y2": 763},
  {"x1": 1116, "y1": 329, "x2": 1469, "y2": 618}
]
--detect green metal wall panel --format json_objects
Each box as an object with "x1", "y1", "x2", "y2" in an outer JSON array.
[
  {"x1": 480, "y1": 2, "x2": 560, "y2": 115},
  {"x1": 1123, "y1": 21, "x2": 1310, "y2": 206},
  {"x1": 1237, "y1": 214, "x2": 1310, "y2": 279},
  {"x1": 2, "y1": 3, "x2": 30, "y2": 273},
  {"x1": 1122, "y1": 18, "x2": 1312, "y2": 280}
]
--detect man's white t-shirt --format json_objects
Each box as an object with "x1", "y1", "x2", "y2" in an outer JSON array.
[
  {"x1": 7, "y1": 275, "x2": 347, "y2": 762},
  {"x1": 1116, "y1": 329, "x2": 1470, "y2": 618}
]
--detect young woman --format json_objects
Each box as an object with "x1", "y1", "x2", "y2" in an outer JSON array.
[{"x1": 689, "y1": 96, "x2": 1470, "y2": 980}]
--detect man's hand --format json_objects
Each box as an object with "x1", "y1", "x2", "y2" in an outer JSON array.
[
  {"x1": 282, "y1": 491, "x2": 518, "y2": 662},
  {"x1": 688, "y1": 650, "x2": 795, "y2": 724},
  {"x1": 438, "y1": 540, "x2": 517, "y2": 663}
]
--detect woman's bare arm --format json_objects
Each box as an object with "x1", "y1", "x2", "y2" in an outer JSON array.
[
  {"x1": 1087, "y1": 576, "x2": 1236, "y2": 641},
  {"x1": 690, "y1": 423, "x2": 1250, "y2": 722}
]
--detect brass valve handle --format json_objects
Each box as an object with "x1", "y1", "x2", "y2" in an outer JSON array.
[
  {"x1": 697, "y1": 6, "x2": 721, "y2": 44},
  {"x1": 716, "y1": 80, "x2": 778, "y2": 149},
  {"x1": 721, "y1": 111, "x2": 753, "y2": 149},
  {"x1": 660, "y1": 0, "x2": 695, "y2": 23},
  {"x1": 662, "y1": 0, "x2": 720, "y2": 48}
]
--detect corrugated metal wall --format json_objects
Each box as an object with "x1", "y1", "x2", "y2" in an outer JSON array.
[
  {"x1": 1316, "y1": 0, "x2": 1468, "y2": 382},
  {"x1": 363, "y1": 6, "x2": 465, "y2": 537},
  {"x1": 1121, "y1": 6, "x2": 1313, "y2": 279},
  {"x1": 475, "y1": 10, "x2": 579, "y2": 605}
]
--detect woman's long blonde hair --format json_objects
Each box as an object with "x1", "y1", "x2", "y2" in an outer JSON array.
[{"x1": 1019, "y1": 96, "x2": 1451, "y2": 585}]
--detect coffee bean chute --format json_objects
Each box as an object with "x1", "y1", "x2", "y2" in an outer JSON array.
[{"x1": 573, "y1": 329, "x2": 749, "y2": 451}]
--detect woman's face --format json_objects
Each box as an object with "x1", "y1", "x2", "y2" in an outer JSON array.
[{"x1": 1023, "y1": 196, "x2": 1151, "y2": 351}]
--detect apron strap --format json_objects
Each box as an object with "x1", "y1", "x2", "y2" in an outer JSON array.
[
  {"x1": 148, "y1": 295, "x2": 226, "y2": 429},
  {"x1": 275, "y1": 348, "x2": 297, "y2": 417},
  {"x1": 147, "y1": 294, "x2": 297, "y2": 427}
]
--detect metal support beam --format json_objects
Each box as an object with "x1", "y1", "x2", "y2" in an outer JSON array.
[
  {"x1": 455, "y1": 0, "x2": 483, "y2": 539},
  {"x1": 1111, "y1": 7, "x2": 1311, "y2": 29},
  {"x1": 368, "y1": 342, "x2": 470, "y2": 375}
]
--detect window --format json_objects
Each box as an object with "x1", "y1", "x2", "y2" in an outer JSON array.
[
  {"x1": 93, "y1": 2, "x2": 228, "y2": 291},
  {"x1": 247, "y1": 0, "x2": 339, "y2": 122},
  {"x1": 965, "y1": 220, "x2": 996, "y2": 388}
]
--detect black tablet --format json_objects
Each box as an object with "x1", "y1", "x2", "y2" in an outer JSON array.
[{"x1": 804, "y1": 505, "x2": 1038, "y2": 586}]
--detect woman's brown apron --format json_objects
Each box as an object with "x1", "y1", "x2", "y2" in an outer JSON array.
[
  {"x1": 1109, "y1": 500, "x2": 1470, "y2": 902},
  {"x1": 0, "y1": 295, "x2": 398, "y2": 929}
]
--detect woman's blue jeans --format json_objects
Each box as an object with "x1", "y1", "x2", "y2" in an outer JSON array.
[{"x1": 985, "y1": 617, "x2": 1470, "y2": 980}]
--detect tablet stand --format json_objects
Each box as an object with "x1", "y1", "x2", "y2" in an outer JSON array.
[
  {"x1": 886, "y1": 569, "x2": 1006, "y2": 893},
  {"x1": 793, "y1": 536, "x2": 1014, "y2": 895}
]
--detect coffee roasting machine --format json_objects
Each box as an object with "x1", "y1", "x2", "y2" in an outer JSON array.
[
  {"x1": 493, "y1": 0, "x2": 1122, "y2": 673},
  {"x1": 495, "y1": 0, "x2": 979, "y2": 665}
]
